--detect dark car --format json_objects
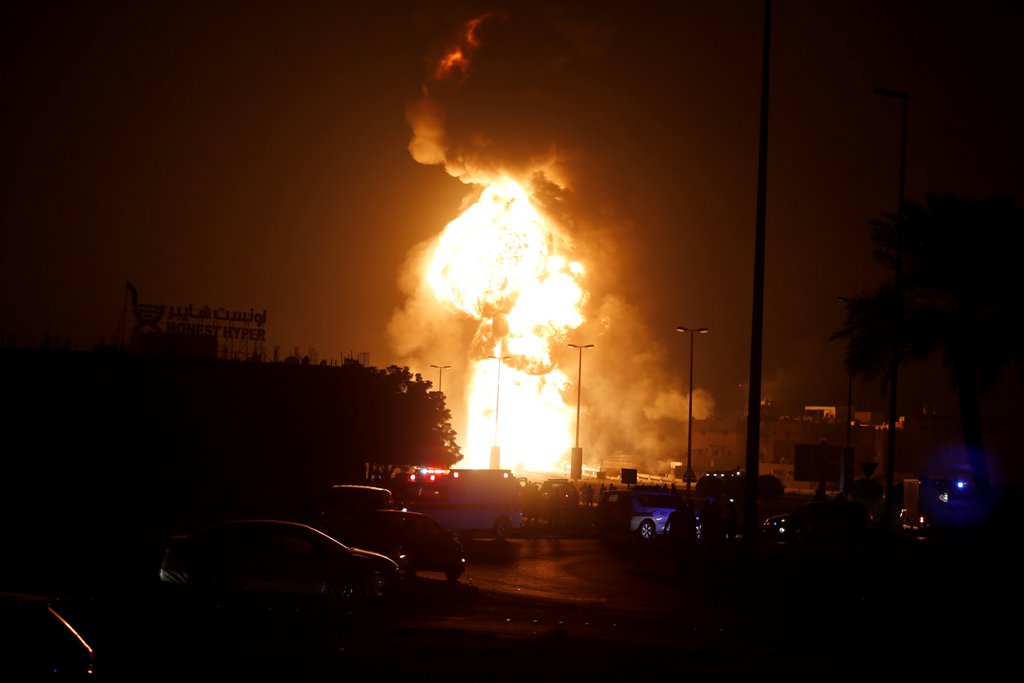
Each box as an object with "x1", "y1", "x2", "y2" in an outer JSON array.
[
  {"x1": 317, "y1": 484, "x2": 398, "y2": 523},
  {"x1": 0, "y1": 592, "x2": 95, "y2": 681},
  {"x1": 535, "y1": 479, "x2": 579, "y2": 524},
  {"x1": 158, "y1": 519, "x2": 401, "y2": 610},
  {"x1": 761, "y1": 499, "x2": 873, "y2": 544},
  {"x1": 325, "y1": 509, "x2": 466, "y2": 581}
]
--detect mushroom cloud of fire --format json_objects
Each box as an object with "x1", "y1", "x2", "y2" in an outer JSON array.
[{"x1": 388, "y1": 10, "x2": 715, "y2": 478}]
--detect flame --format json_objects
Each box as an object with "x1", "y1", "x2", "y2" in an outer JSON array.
[
  {"x1": 432, "y1": 14, "x2": 492, "y2": 83},
  {"x1": 427, "y1": 177, "x2": 587, "y2": 474}
]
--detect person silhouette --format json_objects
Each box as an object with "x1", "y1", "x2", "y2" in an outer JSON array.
[{"x1": 701, "y1": 496, "x2": 723, "y2": 545}]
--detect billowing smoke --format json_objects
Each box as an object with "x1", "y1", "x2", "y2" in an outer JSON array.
[{"x1": 389, "y1": 8, "x2": 715, "y2": 477}]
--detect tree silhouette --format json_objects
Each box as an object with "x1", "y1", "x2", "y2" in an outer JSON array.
[
  {"x1": 372, "y1": 365, "x2": 462, "y2": 471},
  {"x1": 832, "y1": 193, "x2": 1024, "y2": 503},
  {"x1": 1, "y1": 349, "x2": 464, "y2": 534}
]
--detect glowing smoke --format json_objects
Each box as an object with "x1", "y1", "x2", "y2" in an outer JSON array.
[{"x1": 388, "y1": 10, "x2": 715, "y2": 477}]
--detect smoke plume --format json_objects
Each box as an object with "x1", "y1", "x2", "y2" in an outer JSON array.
[{"x1": 390, "y1": 7, "x2": 716, "y2": 476}]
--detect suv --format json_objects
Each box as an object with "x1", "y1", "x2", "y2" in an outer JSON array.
[
  {"x1": 534, "y1": 479, "x2": 578, "y2": 523},
  {"x1": 318, "y1": 484, "x2": 397, "y2": 527},
  {"x1": 326, "y1": 509, "x2": 466, "y2": 581},
  {"x1": 594, "y1": 487, "x2": 683, "y2": 540}
]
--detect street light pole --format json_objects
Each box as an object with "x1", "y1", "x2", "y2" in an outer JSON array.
[
  {"x1": 837, "y1": 295, "x2": 853, "y2": 497},
  {"x1": 489, "y1": 355, "x2": 511, "y2": 468},
  {"x1": 568, "y1": 343, "x2": 594, "y2": 481},
  {"x1": 430, "y1": 364, "x2": 451, "y2": 393},
  {"x1": 676, "y1": 326, "x2": 708, "y2": 492},
  {"x1": 744, "y1": 0, "x2": 772, "y2": 552},
  {"x1": 873, "y1": 86, "x2": 909, "y2": 531}
]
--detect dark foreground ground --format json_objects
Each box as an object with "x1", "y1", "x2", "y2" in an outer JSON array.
[{"x1": 8, "y1": 518, "x2": 1019, "y2": 682}]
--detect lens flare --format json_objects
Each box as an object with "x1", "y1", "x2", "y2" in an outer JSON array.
[{"x1": 427, "y1": 177, "x2": 587, "y2": 474}]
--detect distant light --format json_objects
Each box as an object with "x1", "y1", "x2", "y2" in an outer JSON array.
[{"x1": 956, "y1": 480, "x2": 967, "y2": 490}]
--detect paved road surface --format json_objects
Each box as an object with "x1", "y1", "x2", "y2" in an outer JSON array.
[
  {"x1": 5, "y1": 498, "x2": 1018, "y2": 682},
  {"x1": 26, "y1": 526, "x2": 1014, "y2": 682}
]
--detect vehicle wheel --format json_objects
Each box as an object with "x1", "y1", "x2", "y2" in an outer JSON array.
[
  {"x1": 637, "y1": 519, "x2": 657, "y2": 540},
  {"x1": 493, "y1": 516, "x2": 512, "y2": 541}
]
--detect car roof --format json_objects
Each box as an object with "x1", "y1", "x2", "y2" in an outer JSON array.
[
  {"x1": 213, "y1": 519, "x2": 310, "y2": 527},
  {"x1": 331, "y1": 484, "x2": 393, "y2": 493},
  {"x1": 203, "y1": 519, "x2": 341, "y2": 539},
  {"x1": 0, "y1": 592, "x2": 57, "y2": 607}
]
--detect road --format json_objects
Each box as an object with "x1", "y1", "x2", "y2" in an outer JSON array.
[{"x1": 36, "y1": 523, "x2": 1013, "y2": 682}]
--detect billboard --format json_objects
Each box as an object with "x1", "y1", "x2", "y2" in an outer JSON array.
[{"x1": 124, "y1": 282, "x2": 267, "y2": 360}]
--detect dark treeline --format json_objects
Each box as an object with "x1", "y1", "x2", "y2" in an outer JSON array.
[{"x1": 2, "y1": 348, "x2": 459, "y2": 544}]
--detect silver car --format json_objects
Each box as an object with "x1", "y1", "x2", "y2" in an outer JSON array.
[{"x1": 595, "y1": 488, "x2": 683, "y2": 540}]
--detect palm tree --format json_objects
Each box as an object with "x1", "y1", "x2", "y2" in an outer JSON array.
[{"x1": 832, "y1": 193, "x2": 1024, "y2": 503}]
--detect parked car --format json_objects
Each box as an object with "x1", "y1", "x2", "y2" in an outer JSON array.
[
  {"x1": 0, "y1": 591, "x2": 95, "y2": 681},
  {"x1": 158, "y1": 519, "x2": 401, "y2": 610},
  {"x1": 533, "y1": 479, "x2": 579, "y2": 524},
  {"x1": 325, "y1": 509, "x2": 466, "y2": 581},
  {"x1": 318, "y1": 484, "x2": 397, "y2": 520},
  {"x1": 594, "y1": 487, "x2": 683, "y2": 540},
  {"x1": 761, "y1": 499, "x2": 874, "y2": 544}
]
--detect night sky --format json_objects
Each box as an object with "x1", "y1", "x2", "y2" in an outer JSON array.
[{"x1": 3, "y1": 1, "x2": 1022, "y2": 446}]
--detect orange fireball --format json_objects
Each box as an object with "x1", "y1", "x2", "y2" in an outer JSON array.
[{"x1": 427, "y1": 177, "x2": 587, "y2": 473}]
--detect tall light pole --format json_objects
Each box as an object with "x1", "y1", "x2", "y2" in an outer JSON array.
[
  {"x1": 837, "y1": 296, "x2": 853, "y2": 498},
  {"x1": 873, "y1": 86, "x2": 909, "y2": 532},
  {"x1": 489, "y1": 355, "x2": 511, "y2": 468},
  {"x1": 568, "y1": 343, "x2": 594, "y2": 481},
  {"x1": 676, "y1": 326, "x2": 708, "y2": 492},
  {"x1": 430, "y1": 364, "x2": 450, "y2": 393},
  {"x1": 744, "y1": 0, "x2": 772, "y2": 551}
]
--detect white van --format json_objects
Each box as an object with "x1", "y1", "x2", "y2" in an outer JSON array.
[{"x1": 407, "y1": 469, "x2": 524, "y2": 540}]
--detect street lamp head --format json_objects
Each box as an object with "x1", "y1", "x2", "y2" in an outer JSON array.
[
  {"x1": 490, "y1": 355, "x2": 511, "y2": 361},
  {"x1": 676, "y1": 326, "x2": 709, "y2": 334},
  {"x1": 568, "y1": 343, "x2": 595, "y2": 349},
  {"x1": 430, "y1": 364, "x2": 451, "y2": 370}
]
